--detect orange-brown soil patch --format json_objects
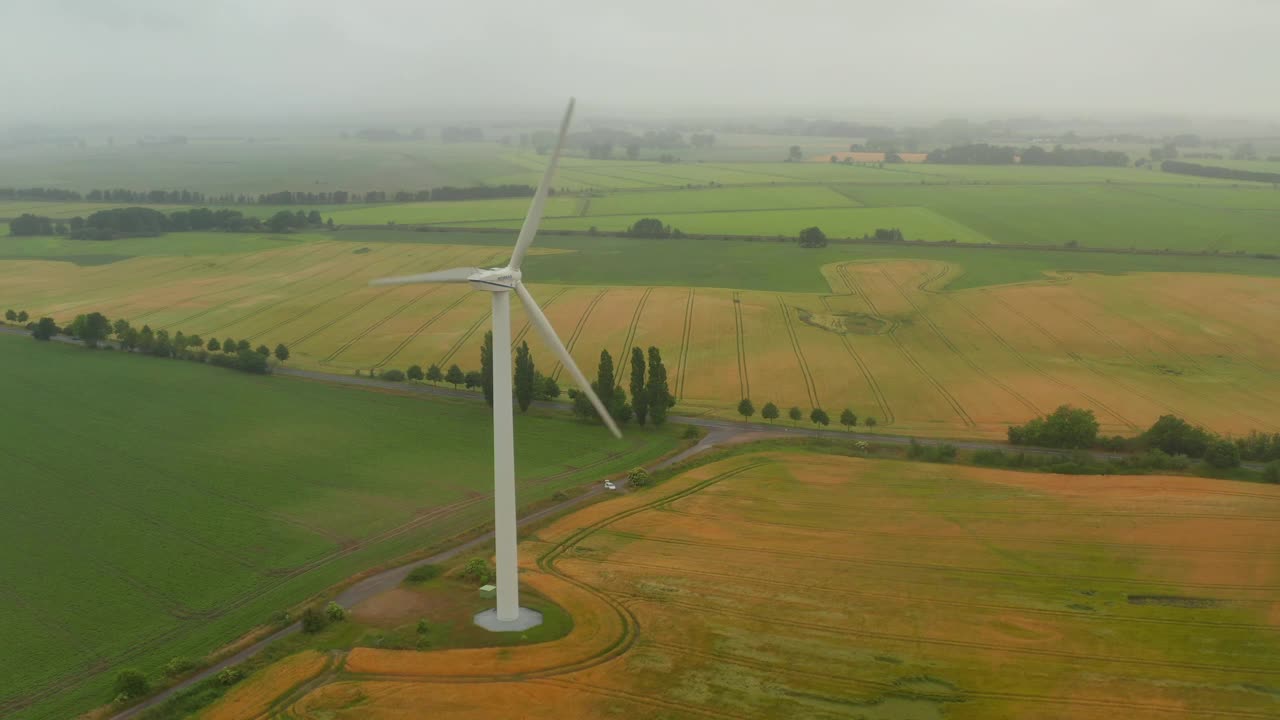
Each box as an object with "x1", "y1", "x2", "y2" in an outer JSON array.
[{"x1": 199, "y1": 650, "x2": 328, "y2": 720}]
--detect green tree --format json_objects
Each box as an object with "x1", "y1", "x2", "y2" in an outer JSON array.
[
  {"x1": 514, "y1": 341, "x2": 536, "y2": 412},
  {"x1": 407, "y1": 364, "x2": 424, "y2": 381},
  {"x1": 16, "y1": 310, "x2": 28, "y2": 323},
  {"x1": 810, "y1": 408, "x2": 830, "y2": 427},
  {"x1": 630, "y1": 347, "x2": 648, "y2": 426},
  {"x1": 112, "y1": 319, "x2": 132, "y2": 338},
  {"x1": 798, "y1": 226, "x2": 828, "y2": 248},
  {"x1": 541, "y1": 375, "x2": 561, "y2": 399},
  {"x1": 137, "y1": 326, "x2": 155, "y2": 353},
  {"x1": 464, "y1": 370, "x2": 482, "y2": 390},
  {"x1": 274, "y1": 343, "x2": 290, "y2": 363},
  {"x1": 1263, "y1": 461, "x2": 1280, "y2": 484},
  {"x1": 788, "y1": 406, "x2": 802, "y2": 425},
  {"x1": 865, "y1": 416, "x2": 877, "y2": 431},
  {"x1": 840, "y1": 408, "x2": 857, "y2": 430},
  {"x1": 737, "y1": 398, "x2": 755, "y2": 421},
  {"x1": 1204, "y1": 440, "x2": 1241, "y2": 469},
  {"x1": 300, "y1": 607, "x2": 328, "y2": 634},
  {"x1": 788, "y1": 145, "x2": 803, "y2": 161},
  {"x1": 1007, "y1": 405, "x2": 1099, "y2": 449},
  {"x1": 235, "y1": 347, "x2": 269, "y2": 374},
  {"x1": 70, "y1": 312, "x2": 111, "y2": 347},
  {"x1": 236, "y1": 339, "x2": 251, "y2": 353},
  {"x1": 596, "y1": 349, "x2": 617, "y2": 408},
  {"x1": 426, "y1": 364, "x2": 443, "y2": 384},
  {"x1": 222, "y1": 337, "x2": 236, "y2": 355},
  {"x1": 207, "y1": 337, "x2": 220, "y2": 351},
  {"x1": 645, "y1": 346, "x2": 673, "y2": 425},
  {"x1": 446, "y1": 364, "x2": 465, "y2": 388},
  {"x1": 32, "y1": 317, "x2": 58, "y2": 341},
  {"x1": 480, "y1": 331, "x2": 494, "y2": 406},
  {"x1": 461, "y1": 557, "x2": 494, "y2": 584},
  {"x1": 174, "y1": 331, "x2": 187, "y2": 350},
  {"x1": 255, "y1": 344, "x2": 270, "y2": 356},
  {"x1": 1140, "y1": 415, "x2": 1214, "y2": 457},
  {"x1": 113, "y1": 669, "x2": 150, "y2": 699},
  {"x1": 3, "y1": 309, "x2": 14, "y2": 322},
  {"x1": 761, "y1": 401, "x2": 779, "y2": 423}
]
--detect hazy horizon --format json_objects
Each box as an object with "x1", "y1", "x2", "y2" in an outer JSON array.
[{"x1": 3, "y1": 0, "x2": 1279, "y2": 128}]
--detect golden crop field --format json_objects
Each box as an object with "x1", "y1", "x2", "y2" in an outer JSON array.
[
  {"x1": 214, "y1": 452, "x2": 1280, "y2": 719},
  {"x1": 5, "y1": 236, "x2": 1280, "y2": 439}
]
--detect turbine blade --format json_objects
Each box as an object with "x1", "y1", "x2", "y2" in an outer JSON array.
[
  {"x1": 507, "y1": 98, "x2": 575, "y2": 272},
  {"x1": 514, "y1": 281, "x2": 621, "y2": 439},
  {"x1": 369, "y1": 267, "x2": 480, "y2": 286}
]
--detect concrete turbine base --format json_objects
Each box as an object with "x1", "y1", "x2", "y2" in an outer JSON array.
[{"x1": 473, "y1": 607, "x2": 543, "y2": 632}]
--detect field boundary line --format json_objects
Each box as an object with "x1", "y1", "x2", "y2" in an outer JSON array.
[{"x1": 776, "y1": 295, "x2": 818, "y2": 408}]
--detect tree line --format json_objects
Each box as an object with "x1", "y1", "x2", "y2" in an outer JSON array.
[
  {"x1": 734, "y1": 398, "x2": 878, "y2": 432},
  {"x1": 9, "y1": 207, "x2": 334, "y2": 239},
  {"x1": 359, "y1": 340, "x2": 678, "y2": 428},
  {"x1": 926, "y1": 143, "x2": 1129, "y2": 167},
  {"x1": 0, "y1": 184, "x2": 542, "y2": 208},
  {"x1": 1160, "y1": 160, "x2": 1280, "y2": 185},
  {"x1": 1008, "y1": 405, "x2": 1280, "y2": 476},
  {"x1": 22, "y1": 309, "x2": 290, "y2": 375}
]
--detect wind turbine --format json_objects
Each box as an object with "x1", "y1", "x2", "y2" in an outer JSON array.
[{"x1": 371, "y1": 98, "x2": 620, "y2": 631}]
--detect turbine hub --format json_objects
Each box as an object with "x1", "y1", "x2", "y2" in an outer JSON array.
[{"x1": 468, "y1": 267, "x2": 521, "y2": 292}]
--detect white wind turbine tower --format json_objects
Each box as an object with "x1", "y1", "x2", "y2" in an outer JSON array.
[{"x1": 371, "y1": 99, "x2": 620, "y2": 631}]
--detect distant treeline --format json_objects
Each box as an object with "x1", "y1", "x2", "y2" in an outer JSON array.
[
  {"x1": 926, "y1": 144, "x2": 1129, "y2": 167},
  {"x1": 0, "y1": 184, "x2": 540, "y2": 207},
  {"x1": 9, "y1": 207, "x2": 332, "y2": 239},
  {"x1": 1161, "y1": 160, "x2": 1280, "y2": 184}
]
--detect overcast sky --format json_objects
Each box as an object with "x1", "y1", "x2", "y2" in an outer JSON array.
[{"x1": 3, "y1": 0, "x2": 1277, "y2": 126}]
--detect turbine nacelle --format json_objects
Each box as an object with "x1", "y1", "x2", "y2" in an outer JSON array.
[{"x1": 468, "y1": 267, "x2": 522, "y2": 293}]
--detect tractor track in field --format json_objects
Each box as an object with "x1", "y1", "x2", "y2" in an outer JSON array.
[
  {"x1": 513, "y1": 287, "x2": 568, "y2": 348},
  {"x1": 882, "y1": 263, "x2": 1042, "y2": 416},
  {"x1": 49, "y1": 255, "x2": 250, "y2": 318},
  {"x1": 731, "y1": 291, "x2": 750, "y2": 400},
  {"x1": 125, "y1": 243, "x2": 337, "y2": 324},
  {"x1": 373, "y1": 291, "x2": 471, "y2": 368},
  {"x1": 638, "y1": 640, "x2": 1274, "y2": 718},
  {"x1": 204, "y1": 245, "x2": 457, "y2": 340},
  {"x1": 237, "y1": 247, "x2": 433, "y2": 343},
  {"x1": 818, "y1": 293, "x2": 895, "y2": 425},
  {"x1": 549, "y1": 288, "x2": 608, "y2": 381},
  {"x1": 534, "y1": 677, "x2": 754, "y2": 720},
  {"x1": 619, "y1": 593, "x2": 1280, "y2": 677},
  {"x1": 675, "y1": 288, "x2": 694, "y2": 399},
  {"x1": 615, "y1": 287, "x2": 653, "y2": 383},
  {"x1": 599, "y1": 529, "x2": 1280, "y2": 592},
  {"x1": 1146, "y1": 285, "x2": 1279, "y2": 376},
  {"x1": 838, "y1": 264, "x2": 974, "y2": 426},
  {"x1": 594, "y1": 554, "x2": 1277, "y2": 630},
  {"x1": 1040, "y1": 293, "x2": 1280, "y2": 431},
  {"x1": 433, "y1": 303, "x2": 494, "y2": 368},
  {"x1": 776, "y1": 294, "x2": 819, "y2": 409},
  {"x1": 324, "y1": 285, "x2": 442, "y2": 363},
  {"x1": 660, "y1": 507, "x2": 1280, "y2": 560},
  {"x1": 946, "y1": 291, "x2": 1139, "y2": 431},
  {"x1": 707, "y1": 492, "x2": 1280, "y2": 525},
  {"x1": 988, "y1": 291, "x2": 1192, "y2": 422},
  {"x1": 151, "y1": 244, "x2": 350, "y2": 331}
]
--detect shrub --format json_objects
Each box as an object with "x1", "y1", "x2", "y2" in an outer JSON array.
[
  {"x1": 406, "y1": 564, "x2": 442, "y2": 583},
  {"x1": 972, "y1": 449, "x2": 1008, "y2": 466},
  {"x1": 215, "y1": 667, "x2": 244, "y2": 686},
  {"x1": 1007, "y1": 405, "x2": 1099, "y2": 449},
  {"x1": 113, "y1": 669, "x2": 150, "y2": 700},
  {"x1": 460, "y1": 557, "x2": 494, "y2": 584},
  {"x1": 300, "y1": 606, "x2": 328, "y2": 634},
  {"x1": 380, "y1": 369, "x2": 406, "y2": 382},
  {"x1": 681, "y1": 425, "x2": 700, "y2": 439},
  {"x1": 1264, "y1": 461, "x2": 1280, "y2": 484},
  {"x1": 417, "y1": 618, "x2": 431, "y2": 635},
  {"x1": 162, "y1": 657, "x2": 196, "y2": 678},
  {"x1": 628, "y1": 467, "x2": 651, "y2": 487},
  {"x1": 325, "y1": 601, "x2": 346, "y2": 622},
  {"x1": 1204, "y1": 439, "x2": 1241, "y2": 469}
]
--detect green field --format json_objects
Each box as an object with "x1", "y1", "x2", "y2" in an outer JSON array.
[{"x1": 0, "y1": 333, "x2": 679, "y2": 720}]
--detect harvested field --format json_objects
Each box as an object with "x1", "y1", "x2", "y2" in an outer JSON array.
[
  {"x1": 199, "y1": 650, "x2": 330, "y2": 720},
  {"x1": 281, "y1": 452, "x2": 1280, "y2": 719}
]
